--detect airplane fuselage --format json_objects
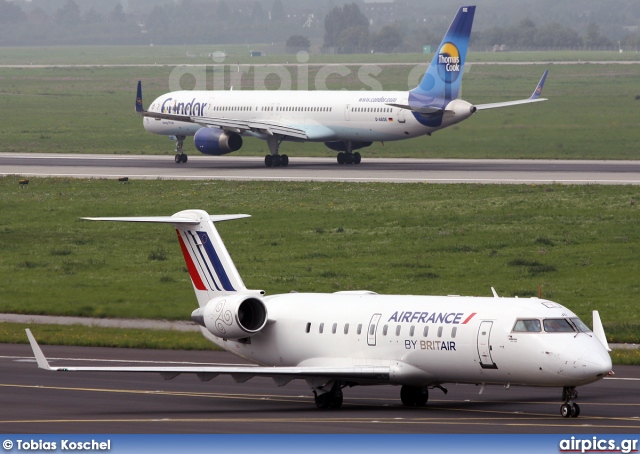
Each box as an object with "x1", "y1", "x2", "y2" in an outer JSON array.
[
  {"x1": 143, "y1": 90, "x2": 472, "y2": 143},
  {"x1": 202, "y1": 293, "x2": 612, "y2": 389}
]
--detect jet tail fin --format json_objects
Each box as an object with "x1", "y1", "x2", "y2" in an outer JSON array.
[
  {"x1": 411, "y1": 6, "x2": 475, "y2": 103},
  {"x1": 83, "y1": 210, "x2": 255, "y2": 307}
]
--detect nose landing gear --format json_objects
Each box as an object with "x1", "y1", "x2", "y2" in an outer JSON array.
[{"x1": 560, "y1": 386, "x2": 580, "y2": 418}]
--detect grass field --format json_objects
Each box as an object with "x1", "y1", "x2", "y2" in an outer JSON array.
[
  {"x1": 0, "y1": 58, "x2": 638, "y2": 160},
  {"x1": 1, "y1": 177, "x2": 638, "y2": 346}
]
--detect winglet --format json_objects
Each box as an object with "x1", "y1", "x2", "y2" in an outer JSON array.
[
  {"x1": 136, "y1": 81, "x2": 145, "y2": 114},
  {"x1": 25, "y1": 329, "x2": 53, "y2": 370},
  {"x1": 529, "y1": 69, "x2": 549, "y2": 100},
  {"x1": 592, "y1": 310, "x2": 611, "y2": 352}
]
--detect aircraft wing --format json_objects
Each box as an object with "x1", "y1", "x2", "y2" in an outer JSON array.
[
  {"x1": 192, "y1": 115, "x2": 308, "y2": 140},
  {"x1": 475, "y1": 69, "x2": 549, "y2": 111},
  {"x1": 26, "y1": 330, "x2": 389, "y2": 385}
]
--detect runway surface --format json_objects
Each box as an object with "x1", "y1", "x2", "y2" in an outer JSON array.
[
  {"x1": 1, "y1": 153, "x2": 640, "y2": 184},
  {"x1": 1, "y1": 343, "x2": 638, "y2": 434}
]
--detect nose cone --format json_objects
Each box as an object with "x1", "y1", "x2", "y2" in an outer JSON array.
[
  {"x1": 582, "y1": 348, "x2": 612, "y2": 379},
  {"x1": 558, "y1": 337, "x2": 612, "y2": 385}
]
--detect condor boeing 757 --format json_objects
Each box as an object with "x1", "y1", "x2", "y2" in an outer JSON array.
[
  {"x1": 27, "y1": 209, "x2": 611, "y2": 417},
  {"x1": 136, "y1": 6, "x2": 548, "y2": 167}
]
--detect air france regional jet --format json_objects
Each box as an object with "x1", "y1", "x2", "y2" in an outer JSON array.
[
  {"x1": 27, "y1": 209, "x2": 612, "y2": 417},
  {"x1": 136, "y1": 6, "x2": 549, "y2": 167}
]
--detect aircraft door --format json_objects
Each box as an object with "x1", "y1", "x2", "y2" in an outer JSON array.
[
  {"x1": 344, "y1": 104, "x2": 351, "y2": 121},
  {"x1": 398, "y1": 98, "x2": 407, "y2": 123},
  {"x1": 367, "y1": 313, "x2": 382, "y2": 346},
  {"x1": 477, "y1": 321, "x2": 498, "y2": 369}
]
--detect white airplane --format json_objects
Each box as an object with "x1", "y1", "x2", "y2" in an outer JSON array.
[
  {"x1": 135, "y1": 5, "x2": 549, "y2": 167},
  {"x1": 27, "y1": 209, "x2": 612, "y2": 417}
]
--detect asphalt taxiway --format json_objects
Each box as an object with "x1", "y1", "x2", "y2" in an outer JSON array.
[
  {"x1": 1, "y1": 343, "x2": 638, "y2": 434},
  {"x1": 1, "y1": 153, "x2": 640, "y2": 184}
]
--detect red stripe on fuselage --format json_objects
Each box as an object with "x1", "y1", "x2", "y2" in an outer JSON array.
[
  {"x1": 176, "y1": 229, "x2": 207, "y2": 291},
  {"x1": 462, "y1": 312, "x2": 477, "y2": 324}
]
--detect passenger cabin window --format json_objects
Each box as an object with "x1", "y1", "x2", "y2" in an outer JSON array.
[
  {"x1": 382, "y1": 325, "x2": 388, "y2": 336},
  {"x1": 332, "y1": 323, "x2": 337, "y2": 334},
  {"x1": 344, "y1": 323, "x2": 349, "y2": 334},
  {"x1": 319, "y1": 322, "x2": 324, "y2": 334},
  {"x1": 395, "y1": 325, "x2": 401, "y2": 336},
  {"x1": 451, "y1": 327, "x2": 457, "y2": 338},
  {"x1": 423, "y1": 326, "x2": 429, "y2": 337},
  {"x1": 409, "y1": 326, "x2": 415, "y2": 337},
  {"x1": 437, "y1": 326, "x2": 443, "y2": 338},
  {"x1": 357, "y1": 324, "x2": 362, "y2": 335},
  {"x1": 512, "y1": 319, "x2": 542, "y2": 332},
  {"x1": 543, "y1": 318, "x2": 576, "y2": 333},
  {"x1": 305, "y1": 322, "x2": 311, "y2": 333}
]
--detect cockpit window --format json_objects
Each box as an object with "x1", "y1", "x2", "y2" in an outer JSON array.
[
  {"x1": 512, "y1": 319, "x2": 541, "y2": 332},
  {"x1": 570, "y1": 317, "x2": 592, "y2": 333},
  {"x1": 543, "y1": 318, "x2": 576, "y2": 333}
]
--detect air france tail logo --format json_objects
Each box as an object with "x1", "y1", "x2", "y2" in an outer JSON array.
[{"x1": 437, "y1": 42, "x2": 461, "y2": 82}]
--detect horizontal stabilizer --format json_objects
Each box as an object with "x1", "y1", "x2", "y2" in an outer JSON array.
[
  {"x1": 82, "y1": 214, "x2": 250, "y2": 224},
  {"x1": 476, "y1": 70, "x2": 549, "y2": 111},
  {"x1": 385, "y1": 103, "x2": 445, "y2": 115}
]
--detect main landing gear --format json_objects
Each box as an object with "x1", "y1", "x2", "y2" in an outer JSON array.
[
  {"x1": 560, "y1": 386, "x2": 580, "y2": 418},
  {"x1": 336, "y1": 140, "x2": 361, "y2": 165},
  {"x1": 173, "y1": 135, "x2": 187, "y2": 164},
  {"x1": 337, "y1": 151, "x2": 361, "y2": 165},
  {"x1": 399, "y1": 384, "x2": 447, "y2": 407},
  {"x1": 400, "y1": 385, "x2": 429, "y2": 407},
  {"x1": 264, "y1": 135, "x2": 288, "y2": 167},
  {"x1": 313, "y1": 382, "x2": 343, "y2": 409}
]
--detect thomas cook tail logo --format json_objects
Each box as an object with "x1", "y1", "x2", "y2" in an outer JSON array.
[{"x1": 437, "y1": 42, "x2": 461, "y2": 83}]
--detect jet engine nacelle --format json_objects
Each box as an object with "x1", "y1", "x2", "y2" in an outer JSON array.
[
  {"x1": 191, "y1": 295, "x2": 268, "y2": 339},
  {"x1": 194, "y1": 128, "x2": 243, "y2": 156}
]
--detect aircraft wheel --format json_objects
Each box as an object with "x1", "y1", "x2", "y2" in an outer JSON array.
[
  {"x1": 400, "y1": 385, "x2": 428, "y2": 407},
  {"x1": 281, "y1": 154, "x2": 289, "y2": 167},
  {"x1": 272, "y1": 155, "x2": 281, "y2": 167},
  {"x1": 353, "y1": 152, "x2": 361, "y2": 164},
  {"x1": 265, "y1": 155, "x2": 273, "y2": 167},
  {"x1": 175, "y1": 154, "x2": 182, "y2": 164},
  {"x1": 560, "y1": 403, "x2": 572, "y2": 418},
  {"x1": 337, "y1": 152, "x2": 345, "y2": 164},
  {"x1": 570, "y1": 403, "x2": 580, "y2": 418},
  {"x1": 181, "y1": 154, "x2": 188, "y2": 163},
  {"x1": 314, "y1": 391, "x2": 333, "y2": 410},
  {"x1": 344, "y1": 153, "x2": 354, "y2": 165}
]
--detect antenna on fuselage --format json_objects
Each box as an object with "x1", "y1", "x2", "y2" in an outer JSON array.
[{"x1": 491, "y1": 287, "x2": 499, "y2": 298}]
